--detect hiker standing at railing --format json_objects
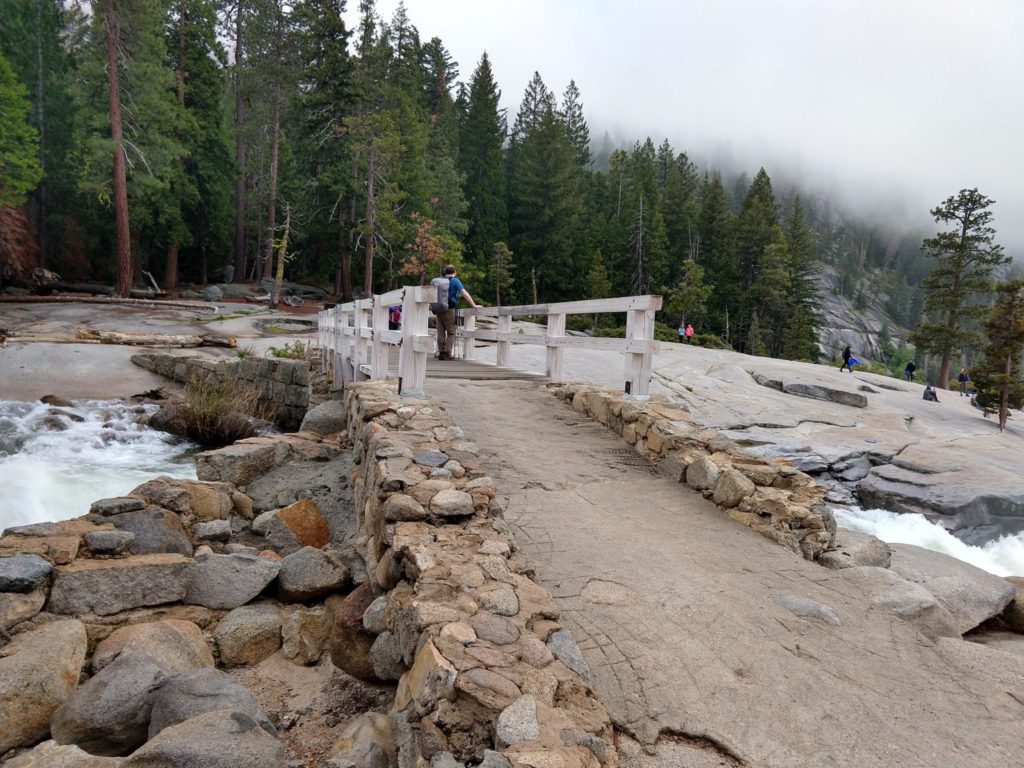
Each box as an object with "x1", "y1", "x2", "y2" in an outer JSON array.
[{"x1": 432, "y1": 264, "x2": 479, "y2": 361}]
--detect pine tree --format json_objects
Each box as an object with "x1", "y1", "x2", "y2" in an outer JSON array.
[
  {"x1": 0, "y1": 0, "x2": 76, "y2": 266},
  {"x1": 585, "y1": 249, "x2": 611, "y2": 329},
  {"x1": 74, "y1": 0, "x2": 187, "y2": 293},
  {"x1": 459, "y1": 52, "x2": 507, "y2": 272},
  {"x1": 292, "y1": 0, "x2": 355, "y2": 295},
  {"x1": 748, "y1": 225, "x2": 790, "y2": 355},
  {"x1": 910, "y1": 189, "x2": 1008, "y2": 388},
  {"x1": 489, "y1": 241, "x2": 514, "y2": 306},
  {"x1": 972, "y1": 279, "x2": 1024, "y2": 430},
  {"x1": 0, "y1": 52, "x2": 43, "y2": 206},
  {"x1": 164, "y1": 0, "x2": 232, "y2": 288},
  {"x1": 507, "y1": 75, "x2": 580, "y2": 301},
  {"x1": 697, "y1": 174, "x2": 738, "y2": 343},
  {"x1": 782, "y1": 196, "x2": 820, "y2": 359},
  {"x1": 735, "y1": 167, "x2": 779, "y2": 291},
  {"x1": 629, "y1": 193, "x2": 647, "y2": 295},
  {"x1": 747, "y1": 311, "x2": 769, "y2": 356},
  {"x1": 418, "y1": 37, "x2": 466, "y2": 277},
  {"x1": 559, "y1": 79, "x2": 590, "y2": 169},
  {"x1": 664, "y1": 259, "x2": 712, "y2": 332},
  {"x1": 662, "y1": 151, "x2": 700, "y2": 281}
]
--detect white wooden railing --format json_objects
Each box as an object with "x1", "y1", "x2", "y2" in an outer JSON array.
[{"x1": 317, "y1": 290, "x2": 662, "y2": 398}]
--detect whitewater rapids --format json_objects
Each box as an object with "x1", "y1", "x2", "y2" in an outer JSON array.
[{"x1": 0, "y1": 400, "x2": 197, "y2": 529}]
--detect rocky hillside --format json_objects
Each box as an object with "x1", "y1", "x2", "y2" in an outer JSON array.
[{"x1": 813, "y1": 263, "x2": 911, "y2": 364}]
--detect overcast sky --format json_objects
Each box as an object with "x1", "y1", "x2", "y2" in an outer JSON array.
[{"x1": 353, "y1": 0, "x2": 1024, "y2": 250}]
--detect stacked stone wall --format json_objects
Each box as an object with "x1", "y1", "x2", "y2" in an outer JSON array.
[
  {"x1": 342, "y1": 381, "x2": 616, "y2": 768},
  {"x1": 132, "y1": 352, "x2": 310, "y2": 430},
  {"x1": 551, "y1": 383, "x2": 837, "y2": 561}
]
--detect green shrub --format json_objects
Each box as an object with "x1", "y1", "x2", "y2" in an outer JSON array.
[
  {"x1": 268, "y1": 341, "x2": 311, "y2": 360},
  {"x1": 235, "y1": 345, "x2": 256, "y2": 359},
  {"x1": 566, "y1": 315, "x2": 594, "y2": 333},
  {"x1": 689, "y1": 332, "x2": 730, "y2": 349}
]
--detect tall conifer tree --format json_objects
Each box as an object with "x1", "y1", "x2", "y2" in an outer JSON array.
[
  {"x1": 459, "y1": 52, "x2": 506, "y2": 271},
  {"x1": 910, "y1": 188, "x2": 1007, "y2": 388}
]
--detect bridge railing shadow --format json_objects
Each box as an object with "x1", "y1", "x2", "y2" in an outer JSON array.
[{"x1": 318, "y1": 290, "x2": 662, "y2": 398}]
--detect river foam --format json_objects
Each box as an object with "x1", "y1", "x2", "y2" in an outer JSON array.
[
  {"x1": 0, "y1": 400, "x2": 197, "y2": 529},
  {"x1": 834, "y1": 506, "x2": 1024, "y2": 577}
]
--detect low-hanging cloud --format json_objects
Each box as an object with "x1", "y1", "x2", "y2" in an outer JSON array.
[{"x1": 358, "y1": 0, "x2": 1024, "y2": 253}]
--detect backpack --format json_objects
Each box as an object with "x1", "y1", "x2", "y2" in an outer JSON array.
[{"x1": 429, "y1": 276, "x2": 450, "y2": 314}]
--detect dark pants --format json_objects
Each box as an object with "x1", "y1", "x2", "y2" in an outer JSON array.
[
  {"x1": 840, "y1": 358, "x2": 852, "y2": 372},
  {"x1": 436, "y1": 308, "x2": 456, "y2": 358}
]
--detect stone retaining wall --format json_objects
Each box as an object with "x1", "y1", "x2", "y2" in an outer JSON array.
[
  {"x1": 342, "y1": 381, "x2": 616, "y2": 768},
  {"x1": 132, "y1": 352, "x2": 310, "y2": 430},
  {"x1": 551, "y1": 383, "x2": 837, "y2": 561}
]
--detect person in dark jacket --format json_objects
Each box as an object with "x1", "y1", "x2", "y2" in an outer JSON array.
[
  {"x1": 904, "y1": 361, "x2": 916, "y2": 381},
  {"x1": 839, "y1": 345, "x2": 853, "y2": 373},
  {"x1": 958, "y1": 368, "x2": 970, "y2": 396},
  {"x1": 923, "y1": 385, "x2": 939, "y2": 402}
]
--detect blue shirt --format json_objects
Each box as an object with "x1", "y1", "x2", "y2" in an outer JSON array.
[{"x1": 448, "y1": 277, "x2": 464, "y2": 308}]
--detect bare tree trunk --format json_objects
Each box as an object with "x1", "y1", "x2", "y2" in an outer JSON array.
[
  {"x1": 1000, "y1": 353, "x2": 1011, "y2": 431},
  {"x1": 363, "y1": 145, "x2": 375, "y2": 296},
  {"x1": 34, "y1": 0, "x2": 46, "y2": 266},
  {"x1": 270, "y1": 203, "x2": 290, "y2": 308},
  {"x1": 104, "y1": 0, "x2": 132, "y2": 298},
  {"x1": 232, "y1": 2, "x2": 247, "y2": 283},
  {"x1": 336, "y1": 201, "x2": 351, "y2": 300},
  {"x1": 165, "y1": 0, "x2": 187, "y2": 292},
  {"x1": 164, "y1": 243, "x2": 179, "y2": 289},
  {"x1": 938, "y1": 310, "x2": 957, "y2": 389},
  {"x1": 263, "y1": 81, "x2": 281, "y2": 289}
]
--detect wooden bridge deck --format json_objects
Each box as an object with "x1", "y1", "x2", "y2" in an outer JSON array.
[{"x1": 360, "y1": 348, "x2": 547, "y2": 382}]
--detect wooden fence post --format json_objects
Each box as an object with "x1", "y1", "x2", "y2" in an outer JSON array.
[
  {"x1": 332, "y1": 307, "x2": 344, "y2": 389},
  {"x1": 496, "y1": 313, "x2": 512, "y2": 368},
  {"x1": 462, "y1": 313, "x2": 476, "y2": 361},
  {"x1": 625, "y1": 308, "x2": 655, "y2": 398},
  {"x1": 371, "y1": 298, "x2": 389, "y2": 379},
  {"x1": 399, "y1": 286, "x2": 430, "y2": 396},
  {"x1": 546, "y1": 312, "x2": 565, "y2": 382},
  {"x1": 353, "y1": 299, "x2": 369, "y2": 380}
]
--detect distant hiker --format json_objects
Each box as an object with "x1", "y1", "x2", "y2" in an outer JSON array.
[
  {"x1": 430, "y1": 264, "x2": 478, "y2": 361},
  {"x1": 923, "y1": 385, "x2": 939, "y2": 403},
  {"x1": 958, "y1": 368, "x2": 970, "y2": 396},
  {"x1": 839, "y1": 344, "x2": 853, "y2": 373},
  {"x1": 904, "y1": 360, "x2": 916, "y2": 381},
  {"x1": 678, "y1": 324, "x2": 686, "y2": 341},
  {"x1": 685, "y1": 324, "x2": 694, "y2": 342}
]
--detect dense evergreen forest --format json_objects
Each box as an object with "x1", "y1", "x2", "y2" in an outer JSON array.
[{"x1": 0, "y1": 0, "x2": 1008, "y2": 363}]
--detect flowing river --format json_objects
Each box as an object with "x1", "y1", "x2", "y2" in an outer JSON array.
[
  {"x1": 0, "y1": 400, "x2": 197, "y2": 529},
  {"x1": 835, "y1": 506, "x2": 1024, "y2": 577}
]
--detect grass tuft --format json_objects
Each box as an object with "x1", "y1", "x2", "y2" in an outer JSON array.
[{"x1": 151, "y1": 375, "x2": 271, "y2": 448}]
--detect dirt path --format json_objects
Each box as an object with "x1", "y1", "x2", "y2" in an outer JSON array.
[{"x1": 430, "y1": 380, "x2": 1024, "y2": 768}]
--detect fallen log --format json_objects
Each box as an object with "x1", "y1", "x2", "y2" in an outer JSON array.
[
  {"x1": 74, "y1": 328, "x2": 236, "y2": 348},
  {"x1": 0, "y1": 295, "x2": 219, "y2": 313},
  {"x1": 3, "y1": 335, "x2": 102, "y2": 344}
]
